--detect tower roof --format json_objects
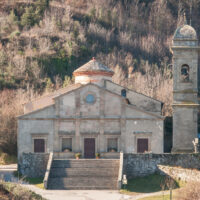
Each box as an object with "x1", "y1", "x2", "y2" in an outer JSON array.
[
  {"x1": 174, "y1": 13, "x2": 197, "y2": 40},
  {"x1": 74, "y1": 58, "x2": 114, "y2": 75},
  {"x1": 174, "y1": 24, "x2": 197, "y2": 40}
]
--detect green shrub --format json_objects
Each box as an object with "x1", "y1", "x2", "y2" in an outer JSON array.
[
  {"x1": 0, "y1": 152, "x2": 17, "y2": 165},
  {"x1": 1, "y1": 182, "x2": 46, "y2": 199},
  {"x1": 9, "y1": 10, "x2": 19, "y2": 26},
  {"x1": 9, "y1": 30, "x2": 20, "y2": 39},
  {"x1": 63, "y1": 75, "x2": 72, "y2": 87},
  {"x1": 21, "y1": 6, "x2": 36, "y2": 28},
  {"x1": 45, "y1": 78, "x2": 54, "y2": 92}
]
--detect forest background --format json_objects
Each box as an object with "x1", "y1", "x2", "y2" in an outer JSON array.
[{"x1": 0, "y1": 0, "x2": 199, "y2": 157}]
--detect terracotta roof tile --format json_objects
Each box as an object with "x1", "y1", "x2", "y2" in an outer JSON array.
[{"x1": 74, "y1": 59, "x2": 113, "y2": 73}]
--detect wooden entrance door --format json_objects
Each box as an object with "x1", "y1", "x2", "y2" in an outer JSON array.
[
  {"x1": 137, "y1": 138, "x2": 148, "y2": 153},
  {"x1": 84, "y1": 138, "x2": 95, "y2": 158}
]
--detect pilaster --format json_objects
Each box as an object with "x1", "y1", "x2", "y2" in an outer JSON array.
[
  {"x1": 99, "y1": 89, "x2": 105, "y2": 152},
  {"x1": 75, "y1": 90, "x2": 81, "y2": 152},
  {"x1": 120, "y1": 100, "x2": 126, "y2": 152}
]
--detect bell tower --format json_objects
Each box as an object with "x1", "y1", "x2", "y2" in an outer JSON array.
[{"x1": 171, "y1": 17, "x2": 200, "y2": 152}]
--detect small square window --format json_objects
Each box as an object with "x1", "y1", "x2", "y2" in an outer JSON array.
[
  {"x1": 62, "y1": 138, "x2": 72, "y2": 152},
  {"x1": 107, "y1": 138, "x2": 118, "y2": 152}
]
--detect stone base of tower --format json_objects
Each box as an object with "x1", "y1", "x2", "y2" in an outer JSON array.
[{"x1": 172, "y1": 106, "x2": 198, "y2": 153}]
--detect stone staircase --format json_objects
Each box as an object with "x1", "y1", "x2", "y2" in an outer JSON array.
[{"x1": 47, "y1": 159, "x2": 120, "y2": 190}]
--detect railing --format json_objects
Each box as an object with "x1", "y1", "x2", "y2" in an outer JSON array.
[
  {"x1": 43, "y1": 152, "x2": 53, "y2": 189},
  {"x1": 117, "y1": 151, "x2": 124, "y2": 189}
]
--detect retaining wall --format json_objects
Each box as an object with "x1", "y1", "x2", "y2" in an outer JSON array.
[
  {"x1": 158, "y1": 165, "x2": 200, "y2": 183},
  {"x1": 123, "y1": 153, "x2": 200, "y2": 178},
  {"x1": 18, "y1": 153, "x2": 49, "y2": 178}
]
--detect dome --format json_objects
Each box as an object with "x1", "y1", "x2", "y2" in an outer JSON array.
[
  {"x1": 174, "y1": 24, "x2": 197, "y2": 40},
  {"x1": 73, "y1": 58, "x2": 114, "y2": 86}
]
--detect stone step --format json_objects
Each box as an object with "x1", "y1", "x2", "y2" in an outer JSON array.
[
  {"x1": 48, "y1": 185, "x2": 118, "y2": 190},
  {"x1": 52, "y1": 159, "x2": 119, "y2": 168},
  {"x1": 48, "y1": 177, "x2": 118, "y2": 190},
  {"x1": 50, "y1": 167, "x2": 119, "y2": 178},
  {"x1": 47, "y1": 159, "x2": 120, "y2": 190}
]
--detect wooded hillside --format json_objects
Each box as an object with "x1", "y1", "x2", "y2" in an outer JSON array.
[
  {"x1": 0, "y1": 0, "x2": 199, "y2": 90},
  {"x1": 0, "y1": 0, "x2": 200, "y2": 155}
]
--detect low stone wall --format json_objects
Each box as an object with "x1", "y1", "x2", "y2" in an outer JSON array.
[
  {"x1": 158, "y1": 165, "x2": 200, "y2": 183},
  {"x1": 123, "y1": 153, "x2": 200, "y2": 178},
  {"x1": 18, "y1": 153, "x2": 49, "y2": 178}
]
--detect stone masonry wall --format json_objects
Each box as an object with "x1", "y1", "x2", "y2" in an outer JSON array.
[
  {"x1": 158, "y1": 165, "x2": 200, "y2": 183},
  {"x1": 18, "y1": 153, "x2": 49, "y2": 178},
  {"x1": 123, "y1": 153, "x2": 200, "y2": 178}
]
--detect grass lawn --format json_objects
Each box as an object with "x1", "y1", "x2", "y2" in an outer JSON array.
[
  {"x1": 139, "y1": 191, "x2": 182, "y2": 200},
  {"x1": 13, "y1": 171, "x2": 44, "y2": 189},
  {"x1": 120, "y1": 173, "x2": 185, "y2": 195},
  {"x1": 139, "y1": 194, "x2": 172, "y2": 200},
  {"x1": 25, "y1": 177, "x2": 44, "y2": 189}
]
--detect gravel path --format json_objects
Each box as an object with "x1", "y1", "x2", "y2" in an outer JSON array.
[{"x1": 23, "y1": 185, "x2": 133, "y2": 200}]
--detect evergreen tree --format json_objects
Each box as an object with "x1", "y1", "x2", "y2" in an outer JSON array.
[
  {"x1": 63, "y1": 76, "x2": 72, "y2": 88},
  {"x1": 9, "y1": 10, "x2": 18, "y2": 25},
  {"x1": 21, "y1": 7, "x2": 35, "y2": 29},
  {"x1": 45, "y1": 78, "x2": 54, "y2": 92}
]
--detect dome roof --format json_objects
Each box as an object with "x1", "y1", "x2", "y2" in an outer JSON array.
[
  {"x1": 174, "y1": 24, "x2": 197, "y2": 40},
  {"x1": 73, "y1": 58, "x2": 114, "y2": 75}
]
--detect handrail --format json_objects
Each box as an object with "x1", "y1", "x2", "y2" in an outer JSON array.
[
  {"x1": 117, "y1": 151, "x2": 124, "y2": 189},
  {"x1": 43, "y1": 152, "x2": 53, "y2": 189}
]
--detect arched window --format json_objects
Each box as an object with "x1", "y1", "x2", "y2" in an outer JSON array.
[
  {"x1": 121, "y1": 89, "x2": 126, "y2": 98},
  {"x1": 181, "y1": 64, "x2": 189, "y2": 82}
]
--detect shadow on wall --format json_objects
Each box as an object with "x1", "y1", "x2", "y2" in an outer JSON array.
[{"x1": 164, "y1": 116, "x2": 172, "y2": 153}]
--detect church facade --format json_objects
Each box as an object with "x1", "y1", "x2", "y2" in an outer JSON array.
[{"x1": 18, "y1": 58, "x2": 164, "y2": 160}]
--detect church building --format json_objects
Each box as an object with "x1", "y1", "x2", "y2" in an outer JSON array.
[{"x1": 18, "y1": 58, "x2": 164, "y2": 160}]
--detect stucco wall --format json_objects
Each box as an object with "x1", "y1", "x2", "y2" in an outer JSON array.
[
  {"x1": 173, "y1": 106, "x2": 198, "y2": 152},
  {"x1": 75, "y1": 74, "x2": 112, "y2": 86},
  {"x1": 123, "y1": 153, "x2": 200, "y2": 178},
  {"x1": 104, "y1": 92, "x2": 121, "y2": 116},
  {"x1": 80, "y1": 85, "x2": 101, "y2": 116},
  {"x1": 104, "y1": 120, "x2": 120, "y2": 134},
  {"x1": 18, "y1": 83, "x2": 164, "y2": 157},
  {"x1": 59, "y1": 92, "x2": 76, "y2": 117},
  {"x1": 105, "y1": 80, "x2": 162, "y2": 114},
  {"x1": 172, "y1": 49, "x2": 198, "y2": 94},
  {"x1": 18, "y1": 119, "x2": 54, "y2": 157},
  {"x1": 22, "y1": 106, "x2": 55, "y2": 119},
  {"x1": 80, "y1": 120, "x2": 100, "y2": 133},
  {"x1": 125, "y1": 120, "x2": 163, "y2": 153},
  {"x1": 59, "y1": 121, "x2": 75, "y2": 133}
]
